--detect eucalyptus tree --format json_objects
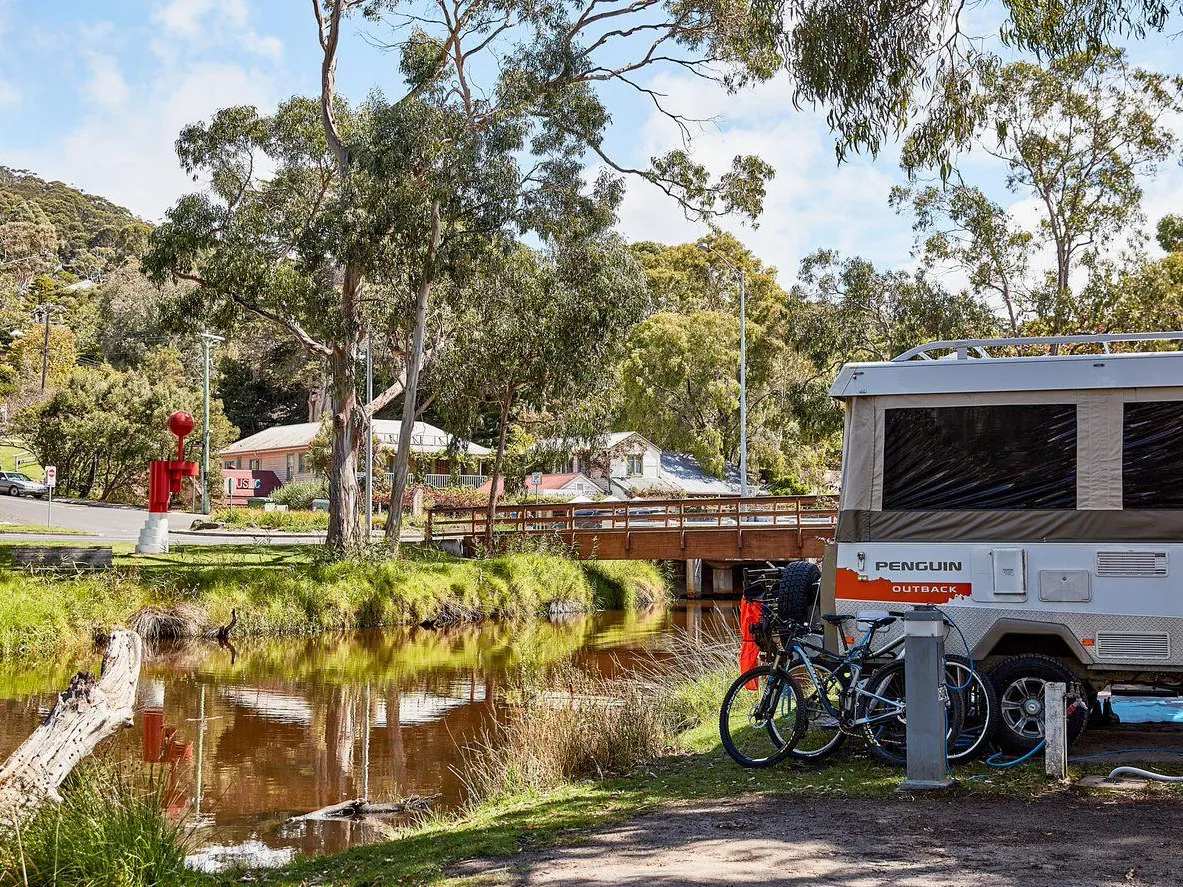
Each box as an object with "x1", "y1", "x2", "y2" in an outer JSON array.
[
  {"x1": 145, "y1": 0, "x2": 778, "y2": 549},
  {"x1": 431, "y1": 236, "x2": 648, "y2": 543},
  {"x1": 895, "y1": 50, "x2": 1183, "y2": 335}
]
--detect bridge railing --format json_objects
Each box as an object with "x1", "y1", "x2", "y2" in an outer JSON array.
[{"x1": 425, "y1": 495, "x2": 838, "y2": 547}]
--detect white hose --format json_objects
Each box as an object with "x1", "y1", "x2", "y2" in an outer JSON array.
[{"x1": 1107, "y1": 766, "x2": 1183, "y2": 783}]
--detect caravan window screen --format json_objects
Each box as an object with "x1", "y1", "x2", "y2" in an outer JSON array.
[
  {"x1": 1123, "y1": 401, "x2": 1183, "y2": 508},
  {"x1": 883, "y1": 405, "x2": 1077, "y2": 510}
]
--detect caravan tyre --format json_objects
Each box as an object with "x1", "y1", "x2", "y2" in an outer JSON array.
[
  {"x1": 777, "y1": 561, "x2": 820, "y2": 625},
  {"x1": 989, "y1": 655, "x2": 1089, "y2": 753}
]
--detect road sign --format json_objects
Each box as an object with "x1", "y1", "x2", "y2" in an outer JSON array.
[
  {"x1": 45, "y1": 465, "x2": 56, "y2": 488},
  {"x1": 531, "y1": 471, "x2": 542, "y2": 488}
]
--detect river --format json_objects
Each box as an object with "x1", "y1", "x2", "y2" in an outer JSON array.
[{"x1": 0, "y1": 603, "x2": 737, "y2": 866}]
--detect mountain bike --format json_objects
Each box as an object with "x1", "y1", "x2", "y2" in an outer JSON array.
[{"x1": 721, "y1": 605, "x2": 964, "y2": 767}]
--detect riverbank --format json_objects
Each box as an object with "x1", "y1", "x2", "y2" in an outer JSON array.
[{"x1": 0, "y1": 544, "x2": 670, "y2": 659}]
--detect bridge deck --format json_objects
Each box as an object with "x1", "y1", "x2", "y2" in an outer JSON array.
[{"x1": 426, "y1": 495, "x2": 837, "y2": 561}]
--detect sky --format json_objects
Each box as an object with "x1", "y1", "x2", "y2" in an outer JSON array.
[{"x1": 1, "y1": 0, "x2": 1181, "y2": 285}]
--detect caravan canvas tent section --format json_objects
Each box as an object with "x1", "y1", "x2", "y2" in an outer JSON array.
[{"x1": 828, "y1": 333, "x2": 1183, "y2": 544}]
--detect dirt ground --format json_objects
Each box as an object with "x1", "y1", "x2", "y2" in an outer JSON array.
[{"x1": 453, "y1": 794, "x2": 1183, "y2": 886}]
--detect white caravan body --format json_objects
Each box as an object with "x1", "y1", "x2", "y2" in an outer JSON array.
[{"x1": 826, "y1": 332, "x2": 1183, "y2": 684}]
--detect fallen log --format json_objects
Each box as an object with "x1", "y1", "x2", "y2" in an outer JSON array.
[
  {"x1": 288, "y1": 793, "x2": 440, "y2": 822},
  {"x1": 0, "y1": 629, "x2": 142, "y2": 828}
]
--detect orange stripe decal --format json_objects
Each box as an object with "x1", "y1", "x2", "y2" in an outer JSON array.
[{"x1": 835, "y1": 567, "x2": 972, "y2": 604}]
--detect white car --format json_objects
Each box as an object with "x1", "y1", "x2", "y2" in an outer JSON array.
[{"x1": 0, "y1": 470, "x2": 49, "y2": 498}]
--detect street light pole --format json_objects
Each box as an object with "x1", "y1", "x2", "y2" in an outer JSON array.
[
  {"x1": 365, "y1": 323, "x2": 374, "y2": 540},
  {"x1": 33, "y1": 303, "x2": 62, "y2": 394},
  {"x1": 199, "y1": 332, "x2": 225, "y2": 515},
  {"x1": 697, "y1": 243, "x2": 748, "y2": 497}
]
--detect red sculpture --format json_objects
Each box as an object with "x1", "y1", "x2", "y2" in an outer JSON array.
[{"x1": 148, "y1": 411, "x2": 200, "y2": 515}]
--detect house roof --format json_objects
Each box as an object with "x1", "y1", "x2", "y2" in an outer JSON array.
[
  {"x1": 475, "y1": 472, "x2": 600, "y2": 495},
  {"x1": 536, "y1": 431, "x2": 657, "y2": 454},
  {"x1": 656, "y1": 451, "x2": 761, "y2": 496},
  {"x1": 222, "y1": 420, "x2": 491, "y2": 457}
]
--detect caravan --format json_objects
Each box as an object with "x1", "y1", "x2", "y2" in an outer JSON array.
[{"x1": 824, "y1": 332, "x2": 1183, "y2": 751}]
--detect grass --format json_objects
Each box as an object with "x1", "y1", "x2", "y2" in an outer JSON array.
[
  {"x1": 211, "y1": 507, "x2": 330, "y2": 532},
  {"x1": 0, "y1": 443, "x2": 42, "y2": 480},
  {"x1": 0, "y1": 763, "x2": 196, "y2": 887},
  {"x1": 0, "y1": 524, "x2": 87, "y2": 535},
  {"x1": 0, "y1": 544, "x2": 671, "y2": 660}
]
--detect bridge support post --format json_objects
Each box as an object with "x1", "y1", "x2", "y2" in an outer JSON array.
[
  {"x1": 711, "y1": 565, "x2": 733, "y2": 596},
  {"x1": 685, "y1": 559, "x2": 702, "y2": 599}
]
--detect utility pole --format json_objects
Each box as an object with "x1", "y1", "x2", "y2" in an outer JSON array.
[
  {"x1": 365, "y1": 323, "x2": 374, "y2": 540},
  {"x1": 696, "y1": 243, "x2": 748, "y2": 497},
  {"x1": 33, "y1": 303, "x2": 63, "y2": 394},
  {"x1": 199, "y1": 332, "x2": 225, "y2": 515}
]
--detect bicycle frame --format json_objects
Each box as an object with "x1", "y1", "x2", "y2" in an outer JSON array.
[{"x1": 773, "y1": 622, "x2": 905, "y2": 731}]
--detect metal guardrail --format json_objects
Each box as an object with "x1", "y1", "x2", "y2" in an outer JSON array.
[{"x1": 426, "y1": 495, "x2": 838, "y2": 549}]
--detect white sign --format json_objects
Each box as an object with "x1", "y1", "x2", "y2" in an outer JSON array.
[
  {"x1": 531, "y1": 471, "x2": 543, "y2": 488},
  {"x1": 45, "y1": 465, "x2": 56, "y2": 488}
]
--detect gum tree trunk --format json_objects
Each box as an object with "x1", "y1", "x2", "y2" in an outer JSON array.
[
  {"x1": 386, "y1": 201, "x2": 441, "y2": 548},
  {"x1": 327, "y1": 267, "x2": 364, "y2": 549}
]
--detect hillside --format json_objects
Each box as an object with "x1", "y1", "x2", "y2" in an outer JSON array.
[{"x1": 0, "y1": 165, "x2": 150, "y2": 275}]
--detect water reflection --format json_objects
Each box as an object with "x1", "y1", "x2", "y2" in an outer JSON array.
[{"x1": 0, "y1": 603, "x2": 735, "y2": 859}]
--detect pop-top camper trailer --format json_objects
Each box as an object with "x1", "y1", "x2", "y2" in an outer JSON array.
[{"x1": 823, "y1": 331, "x2": 1183, "y2": 751}]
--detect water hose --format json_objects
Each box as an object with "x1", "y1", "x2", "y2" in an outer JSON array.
[
  {"x1": 984, "y1": 740, "x2": 1046, "y2": 768},
  {"x1": 1106, "y1": 766, "x2": 1183, "y2": 783}
]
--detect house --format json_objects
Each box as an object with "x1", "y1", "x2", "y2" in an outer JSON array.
[
  {"x1": 220, "y1": 420, "x2": 491, "y2": 487},
  {"x1": 544, "y1": 431, "x2": 759, "y2": 498},
  {"x1": 475, "y1": 472, "x2": 604, "y2": 500}
]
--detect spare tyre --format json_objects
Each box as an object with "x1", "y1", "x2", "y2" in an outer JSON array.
[{"x1": 777, "y1": 561, "x2": 820, "y2": 625}]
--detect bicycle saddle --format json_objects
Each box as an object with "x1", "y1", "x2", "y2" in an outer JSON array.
[
  {"x1": 864, "y1": 615, "x2": 897, "y2": 628},
  {"x1": 821, "y1": 614, "x2": 855, "y2": 625}
]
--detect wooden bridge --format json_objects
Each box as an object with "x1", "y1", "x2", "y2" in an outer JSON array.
[{"x1": 425, "y1": 495, "x2": 837, "y2": 562}]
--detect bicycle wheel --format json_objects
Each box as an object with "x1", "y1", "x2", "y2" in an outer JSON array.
[
  {"x1": 719, "y1": 665, "x2": 806, "y2": 768},
  {"x1": 945, "y1": 656, "x2": 999, "y2": 762},
  {"x1": 785, "y1": 662, "x2": 847, "y2": 761},
  {"x1": 857, "y1": 661, "x2": 964, "y2": 767}
]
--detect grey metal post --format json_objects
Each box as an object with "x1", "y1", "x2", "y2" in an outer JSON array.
[
  {"x1": 365, "y1": 324, "x2": 374, "y2": 540},
  {"x1": 1044, "y1": 681, "x2": 1068, "y2": 779},
  {"x1": 738, "y1": 268, "x2": 747, "y2": 498},
  {"x1": 900, "y1": 606, "x2": 952, "y2": 791},
  {"x1": 199, "y1": 332, "x2": 224, "y2": 515}
]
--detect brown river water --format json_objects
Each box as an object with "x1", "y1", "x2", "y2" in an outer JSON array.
[{"x1": 0, "y1": 603, "x2": 735, "y2": 867}]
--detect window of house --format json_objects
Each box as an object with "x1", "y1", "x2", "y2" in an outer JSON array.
[
  {"x1": 235, "y1": 457, "x2": 242, "y2": 469},
  {"x1": 285, "y1": 453, "x2": 295, "y2": 481},
  {"x1": 298, "y1": 453, "x2": 308, "y2": 474},
  {"x1": 248, "y1": 458, "x2": 261, "y2": 471},
  {"x1": 882, "y1": 404, "x2": 1077, "y2": 510},
  {"x1": 626, "y1": 454, "x2": 643, "y2": 476},
  {"x1": 224, "y1": 461, "x2": 236, "y2": 470},
  {"x1": 1123, "y1": 401, "x2": 1183, "y2": 508}
]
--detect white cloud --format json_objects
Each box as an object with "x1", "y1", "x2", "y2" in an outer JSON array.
[
  {"x1": 82, "y1": 53, "x2": 130, "y2": 110},
  {"x1": 10, "y1": 60, "x2": 277, "y2": 220},
  {"x1": 152, "y1": 0, "x2": 282, "y2": 61},
  {"x1": 0, "y1": 77, "x2": 18, "y2": 108},
  {"x1": 610, "y1": 72, "x2": 909, "y2": 280}
]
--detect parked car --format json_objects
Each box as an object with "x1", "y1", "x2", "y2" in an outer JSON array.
[{"x1": 0, "y1": 471, "x2": 48, "y2": 499}]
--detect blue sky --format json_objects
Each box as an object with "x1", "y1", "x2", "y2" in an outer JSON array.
[{"x1": 1, "y1": 0, "x2": 1181, "y2": 284}]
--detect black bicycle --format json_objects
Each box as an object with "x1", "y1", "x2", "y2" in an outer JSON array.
[{"x1": 721, "y1": 603, "x2": 965, "y2": 767}]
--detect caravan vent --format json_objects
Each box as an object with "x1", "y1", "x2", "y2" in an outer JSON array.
[
  {"x1": 1095, "y1": 632, "x2": 1170, "y2": 661},
  {"x1": 1095, "y1": 551, "x2": 1168, "y2": 578}
]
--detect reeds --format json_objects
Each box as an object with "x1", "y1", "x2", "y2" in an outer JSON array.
[
  {"x1": 0, "y1": 763, "x2": 194, "y2": 887},
  {"x1": 460, "y1": 624, "x2": 737, "y2": 805}
]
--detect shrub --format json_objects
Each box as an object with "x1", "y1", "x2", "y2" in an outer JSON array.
[
  {"x1": 271, "y1": 479, "x2": 329, "y2": 510},
  {"x1": 211, "y1": 507, "x2": 330, "y2": 532}
]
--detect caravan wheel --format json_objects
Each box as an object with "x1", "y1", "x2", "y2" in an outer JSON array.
[{"x1": 989, "y1": 655, "x2": 1088, "y2": 753}]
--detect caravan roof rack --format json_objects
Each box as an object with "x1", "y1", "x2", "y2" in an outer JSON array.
[{"x1": 892, "y1": 331, "x2": 1183, "y2": 363}]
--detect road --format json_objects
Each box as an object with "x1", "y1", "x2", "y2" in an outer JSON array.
[{"x1": 0, "y1": 495, "x2": 420, "y2": 545}]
